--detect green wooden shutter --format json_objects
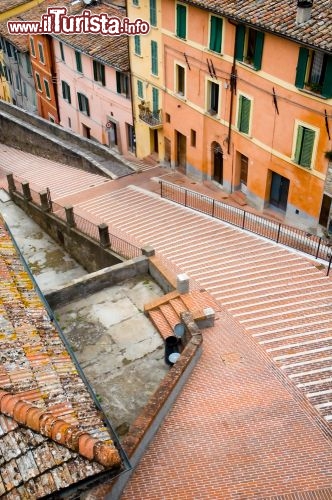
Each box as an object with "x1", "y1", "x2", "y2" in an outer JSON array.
[
  {"x1": 300, "y1": 128, "x2": 315, "y2": 168},
  {"x1": 238, "y1": 96, "x2": 251, "y2": 133},
  {"x1": 134, "y1": 35, "x2": 141, "y2": 55},
  {"x1": 209, "y1": 16, "x2": 222, "y2": 53},
  {"x1": 294, "y1": 125, "x2": 304, "y2": 163},
  {"x1": 295, "y1": 47, "x2": 309, "y2": 89},
  {"x1": 151, "y1": 41, "x2": 158, "y2": 75},
  {"x1": 235, "y1": 25, "x2": 245, "y2": 61},
  {"x1": 93, "y1": 60, "x2": 97, "y2": 81},
  {"x1": 176, "y1": 4, "x2": 186, "y2": 39},
  {"x1": 62, "y1": 80, "x2": 65, "y2": 99},
  {"x1": 150, "y1": 0, "x2": 157, "y2": 26},
  {"x1": 67, "y1": 84, "x2": 71, "y2": 104},
  {"x1": 253, "y1": 31, "x2": 264, "y2": 70},
  {"x1": 152, "y1": 87, "x2": 159, "y2": 113},
  {"x1": 85, "y1": 96, "x2": 90, "y2": 116},
  {"x1": 137, "y1": 80, "x2": 143, "y2": 99},
  {"x1": 322, "y1": 55, "x2": 332, "y2": 98}
]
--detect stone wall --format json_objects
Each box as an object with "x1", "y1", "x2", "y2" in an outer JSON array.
[
  {"x1": 45, "y1": 257, "x2": 149, "y2": 308},
  {"x1": 10, "y1": 191, "x2": 121, "y2": 272},
  {"x1": 0, "y1": 100, "x2": 134, "y2": 178}
]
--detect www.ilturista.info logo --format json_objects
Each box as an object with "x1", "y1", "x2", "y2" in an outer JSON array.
[{"x1": 7, "y1": 7, "x2": 150, "y2": 35}]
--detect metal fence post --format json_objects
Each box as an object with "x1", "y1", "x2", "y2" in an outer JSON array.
[
  {"x1": 276, "y1": 224, "x2": 281, "y2": 243},
  {"x1": 327, "y1": 251, "x2": 332, "y2": 276},
  {"x1": 212, "y1": 199, "x2": 215, "y2": 218},
  {"x1": 242, "y1": 211, "x2": 246, "y2": 228},
  {"x1": 160, "y1": 181, "x2": 163, "y2": 198}
]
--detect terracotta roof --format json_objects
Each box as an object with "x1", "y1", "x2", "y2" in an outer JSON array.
[
  {"x1": 54, "y1": 4, "x2": 129, "y2": 72},
  {"x1": 0, "y1": 217, "x2": 123, "y2": 498},
  {"x1": 0, "y1": 0, "x2": 78, "y2": 52},
  {"x1": 183, "y1": 0, "x2": 332, "y2": 53},
  {"x1": 0, "y1": 0, "x2": 28, "y2": 15}
]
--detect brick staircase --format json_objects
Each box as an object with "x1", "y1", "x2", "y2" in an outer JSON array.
[
  {"x1": 144, "y1": 289, "x2": 221, "y2": 339},
  {"x1": 76, "y1": 185, "x2": 332, "y2": 426}
]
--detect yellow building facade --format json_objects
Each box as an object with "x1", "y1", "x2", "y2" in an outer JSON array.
[
  {"x1": 127, "y1": 0, "x2": 164, "y2": 160},
  {"x1": 0, "y1": 48, "x2": 10, "y2": 102},
  {"x1": 0, "y1": 0, "x2": 45, "y2": 22}
]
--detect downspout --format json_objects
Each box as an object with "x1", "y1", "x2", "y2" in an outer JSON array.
[
  {"x1": 125, "y1": 1, "x2": 136, "y2": 156},
  {"x1": 227, "y1": 20, "x2": 238, "y2": 193}
]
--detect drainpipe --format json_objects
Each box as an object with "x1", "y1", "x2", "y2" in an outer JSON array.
[
  {"x1": 227, "y1": 20, "x2": 238, "y2": 192},
  {"x1": 227, "y1": 22, "x2": 238, "y2": 155}
]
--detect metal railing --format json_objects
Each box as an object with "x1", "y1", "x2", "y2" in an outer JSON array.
[
  {"x1": 109, "y1": 232, "x2": 142, "y2": 260},
  {"x1": 74, "y1": 212, "x2": 100, "y2": 241},
  {"x1": 8, "y1": 175, "x2": 142, "y2": 260},
  {"x1": 138, "y1": 107, "x2": 163, "y2": 127},
  {"x1": 50, "y1": 200, "x2": 66, "y2": 221},
  {"x1": 160, "y1": 180, "x2": 332, "y2": 268}
]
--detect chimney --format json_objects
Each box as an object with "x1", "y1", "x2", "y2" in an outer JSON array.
[{"x1": 296, "y1": 0, "x2": 313, "y2": 24}]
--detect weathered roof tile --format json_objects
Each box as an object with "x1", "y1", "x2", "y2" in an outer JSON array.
[
  {"x1": 0, "y1": 216, "x2": 123, "y2": 496},
  {"x1": 184, "y1": 0, "x2": 332, "y2": 52}
]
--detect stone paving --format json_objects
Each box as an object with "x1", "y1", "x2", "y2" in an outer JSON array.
[{"x1": 55, "y1": 275, "x2": 168, "y2": 440}]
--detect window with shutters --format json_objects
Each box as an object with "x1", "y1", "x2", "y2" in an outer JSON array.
[
  {"x1": 152, "y1": 87, "x2": 159, "y2": 114},
  {"x1": 134, "y1": 35, "x2": 141, "y2": 56},
  {"x1": 77, "y1": 92, "x2": 90, "y2": 116},
  {"x1": 59, "y1": 41, "x2": 65, "y2": 61},
  {"x1": 237, "y1": 94, "x2": 252, "y2": 135},
  {"x1": 151, "y1": 41, "x2": 158, "y2": 76},
  {"x1": 209, "y1": 15, "x2": 222, "y2": 53},
  {"x1": 116, "y1": 71, "x2": 129, "y2": 98},
  {"x1": 207, "y1": 80, "x2": 220, "y2": 115},
  {"x1": 30, "y1": 38, "x2": 35, "y2": 57},
  {"x1": 235, "y1": 25, "x2": 264, "y2": 70},
  {"x1": 93, "y1": 60, "x2": 105, "y2": 86},
  {"x1": 175, "y1": 64, "x2": 185, "y2": 96},
  {"x1": 137, "y1": 79, "x2": 144, "y2": 99},
  {"x1": 44, "y1": 79, "x2": 51, "y2": 99},
  {"x1": 176, "y1": 3, "x2": 187, "y2": 39},
  {"x1": 35, "y1": 72, "x2": 42, "y2": 91},
  {"x1": 132, "y1": 0, "x2": 139, "y2": 6},
  {"x1": 75, "y1": 51, "x2": 82, "y2": 73},
  {"x1": 61, "y1": 81, "x2": 71, "y2": 103},
  {"x1": 38, "y1": 42, "x2": 45, "y2": 64},
  {"x1": 293, "y1": 124, "x2": 316, "y2": 169},
  {"x1": 295, "y1": 47, "x2": 332, "y2": 98},
  {"x1": 150, "y1": 0, "x2": 157, "y2": 26}
]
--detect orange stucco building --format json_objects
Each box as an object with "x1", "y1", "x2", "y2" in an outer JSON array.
[
  {"x1": 30, "y1": 33, "x2": 59, "y2": 123},
  {"x1": 159, "y1": 0, "x2": 332, "y2": 230}
]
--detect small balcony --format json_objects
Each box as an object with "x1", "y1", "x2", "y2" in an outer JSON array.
[{"x1": 138, "y1": 102, "x2": 163, "y2": 128}]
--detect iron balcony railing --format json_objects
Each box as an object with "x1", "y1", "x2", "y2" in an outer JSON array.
[{"x1": 138, "y1": 104, "x2": 162, "y2": 127}]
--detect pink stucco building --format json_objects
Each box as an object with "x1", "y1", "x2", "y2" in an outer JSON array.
[{"x1": 53, "y1": 4, "x2": 134, "y2": 156}]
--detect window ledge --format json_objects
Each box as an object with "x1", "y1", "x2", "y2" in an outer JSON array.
[
  {"x1": 298, "y1": 87, "x2": 328, "y2": 100},
  {"x1": 174, "y1": 92, "x2": 186, "y2": 101},
  {"x1": 238, "y1": 61, "x2": 259, "y2": 71},
  {"x1": 205, "y1": 48, "x2": 223, "y2": 57}
]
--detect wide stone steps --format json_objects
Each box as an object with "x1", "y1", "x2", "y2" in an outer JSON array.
[
  {"x1": 0, "y1": 144, "x2": 110, "y2": 199},
  {"x1": 78, "y1": 185, "x2": 332, "y2": 425}
]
